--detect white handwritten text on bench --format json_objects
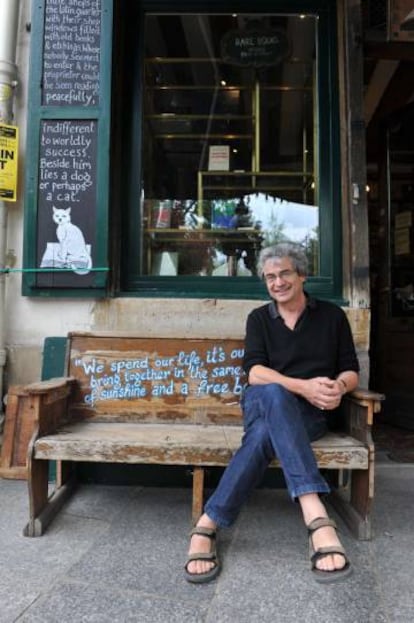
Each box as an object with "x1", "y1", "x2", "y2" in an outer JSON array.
[{"x1": 73, "y1": 346, "x2": 246, "y2": 404}]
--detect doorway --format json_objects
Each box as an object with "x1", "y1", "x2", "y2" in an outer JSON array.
[{"x1": 367, "y1": 92, "x2": 414, "y2": 442}]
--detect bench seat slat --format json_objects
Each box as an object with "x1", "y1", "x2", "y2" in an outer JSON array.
[{"x1": 33, "y1": 422, "x2": 368, "y2": 469}]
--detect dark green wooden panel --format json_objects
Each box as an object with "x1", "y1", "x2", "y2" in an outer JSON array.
[
  {"x1": 23, "y1": 0, "x2": 113, "y2": 296},
  {"x1": 41, "y1": 336, "x2": 68, "y2": 482},
  {"x1": 41, "y1": 337, "x2": 68, "y2": 380}
]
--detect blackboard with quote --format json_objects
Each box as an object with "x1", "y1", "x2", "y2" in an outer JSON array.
[
  {"x1": 36, "y1": 119, "x2": 98, "y2": 287},
  {"x1": 42, "y1": 0, "x2": 101, "y2": 107},
  {"x1": 27, "y1": 0, "x2": 112, "y2": 292}
]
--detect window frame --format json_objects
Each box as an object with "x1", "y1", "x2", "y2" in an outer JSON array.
[{"x1": 118, "y1": 0, "x2": 343, "y2": 302}]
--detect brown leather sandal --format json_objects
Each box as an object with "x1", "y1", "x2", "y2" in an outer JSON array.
[
  {"x1": 184, "y1": 526, "x2": 221, "y2": 584},
  {"x1": 307, "y1": 517, "x2": 353, "y2": 583}
]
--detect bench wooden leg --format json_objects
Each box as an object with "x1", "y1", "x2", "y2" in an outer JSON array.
[
  {"x1": 329, "y1": 464, "x2": 373, "y2": 540},
  {"x1": 57, "y1": 459, "x2": 76, "y2": 488},
  {"x1": 23, "y1": 456, "x2": 77, "y2": 537},
  {"x1": 24, "y1": 456, "x2": 50, "y2": 537},
  {"x1": 192, "y1": 467, "x2": 205, "y2": 524},
  {"x1": 350, "y1": 467, "x2": 373, "y2": 538}
]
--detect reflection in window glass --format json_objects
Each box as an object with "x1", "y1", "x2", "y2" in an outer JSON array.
[{"x1": 142, "y1": 13, "x2": 319, "y2": 278}]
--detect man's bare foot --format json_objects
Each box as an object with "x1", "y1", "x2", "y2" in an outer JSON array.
[{"x1": 186, "y1": 514, "x2": 217, "y2": 577}]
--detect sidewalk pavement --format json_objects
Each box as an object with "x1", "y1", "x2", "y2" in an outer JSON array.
[{"x1": 1, "y1": 456, "x2": 413, "y2": 623}]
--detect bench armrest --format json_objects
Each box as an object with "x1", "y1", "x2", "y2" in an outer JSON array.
[
  {"x1": 23, "y1": 377, "x2": 77, "y2": 436},
  {"x1": 348, "y1": 387, "x2": 385, "y2": 406},
  {"x1": 342, "y1": 387, "x2": 385, "y2": 444},
  {"x1": 24, "y1": 377, "x2": 76, "y2": 394}
]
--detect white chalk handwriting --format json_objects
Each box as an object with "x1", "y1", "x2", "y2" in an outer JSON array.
[{"x1": 73, "y1": 346, "x2": 245, "y2": 405}]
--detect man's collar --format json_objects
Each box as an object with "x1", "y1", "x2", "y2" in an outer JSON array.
[{"x1": 268, "y1": 294, "x2": 317, "y2": 319}]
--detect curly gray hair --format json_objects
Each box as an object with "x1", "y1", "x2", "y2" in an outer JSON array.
[{"x1": 257, "y1": 243, "x2": 308, "y2": 279}]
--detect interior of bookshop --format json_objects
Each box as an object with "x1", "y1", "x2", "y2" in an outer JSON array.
[{"x1": 140, "y1": 13, "x2": 320, "y2": 278}]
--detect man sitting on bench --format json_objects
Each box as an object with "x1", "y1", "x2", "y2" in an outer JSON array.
[{"x1": 185, "y1": 242, "x2": 359, "y2": 584}]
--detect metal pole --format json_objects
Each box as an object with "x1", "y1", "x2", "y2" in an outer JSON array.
[{"x1": 0, "y1": 0, "x2": 20, "y2": 421}]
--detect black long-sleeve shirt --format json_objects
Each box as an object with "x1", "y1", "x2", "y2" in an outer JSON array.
[{"x1": 243, "y1": 296, "x2": 360, "y2": 381}]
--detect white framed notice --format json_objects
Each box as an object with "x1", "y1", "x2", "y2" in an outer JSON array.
[{"x1": 208, "y1": 145, "x2": 230, "y2": 171}]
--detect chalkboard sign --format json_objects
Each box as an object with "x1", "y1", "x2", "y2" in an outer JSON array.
[
  {"x1": 42, "y1": 0, "x2": 101, "y2": 106},
  {"x1": 24, "y1": 0, "x2": 112, "y2": 295},
  {"x1": 36, "y1": 119, "x2": 98, "y2": 287}
]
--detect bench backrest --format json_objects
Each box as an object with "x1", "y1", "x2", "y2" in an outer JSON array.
[{"x1": 66, "y1": 333, "x2": 246, "y2": 425}]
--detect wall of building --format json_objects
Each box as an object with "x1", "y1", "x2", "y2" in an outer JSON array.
[
  {"x1": 5, "y1": 292, "x2": 370, "y2": 388},
  {"x1": 3, "y1": 1, "x2": 370, "y2": 396}
]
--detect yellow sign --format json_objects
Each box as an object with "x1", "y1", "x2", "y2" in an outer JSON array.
[{"x1": 0, "y1": 123, "x2": 19, "y2": 202}]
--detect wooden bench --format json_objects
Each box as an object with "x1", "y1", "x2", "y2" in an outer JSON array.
[{"x1": 20, "y1": 332, "x2": 383, "y2": 540}]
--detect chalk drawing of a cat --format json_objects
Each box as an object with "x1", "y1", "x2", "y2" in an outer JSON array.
[{"x1": 52, "y1": 206, "x2": 92, "y2": 273}]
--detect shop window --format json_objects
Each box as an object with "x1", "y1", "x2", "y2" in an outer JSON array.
[
  {"x1": 119, "y1": 2, "x2": 342, "y2": 299},
  {"x1": 143, "y1": 14, "x2": 318, "y2": 278}
]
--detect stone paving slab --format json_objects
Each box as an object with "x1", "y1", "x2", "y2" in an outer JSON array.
[
  {"x1": 16, "y1": 581, "x2": 210, "y2": 623},
  {"x1": 207, "y1": 490, "x2": 388, "y2": 623},
  {"x1": 0, "y1": 572, "x2": 40, "y2": 623},
  {"x1": 0, "y1": 466, "x2": 414, "y2": 623}
]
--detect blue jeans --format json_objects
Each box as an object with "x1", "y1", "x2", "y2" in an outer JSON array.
[{"x1": 204, "y1": 383, "x2": 330, "y2": 528}]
